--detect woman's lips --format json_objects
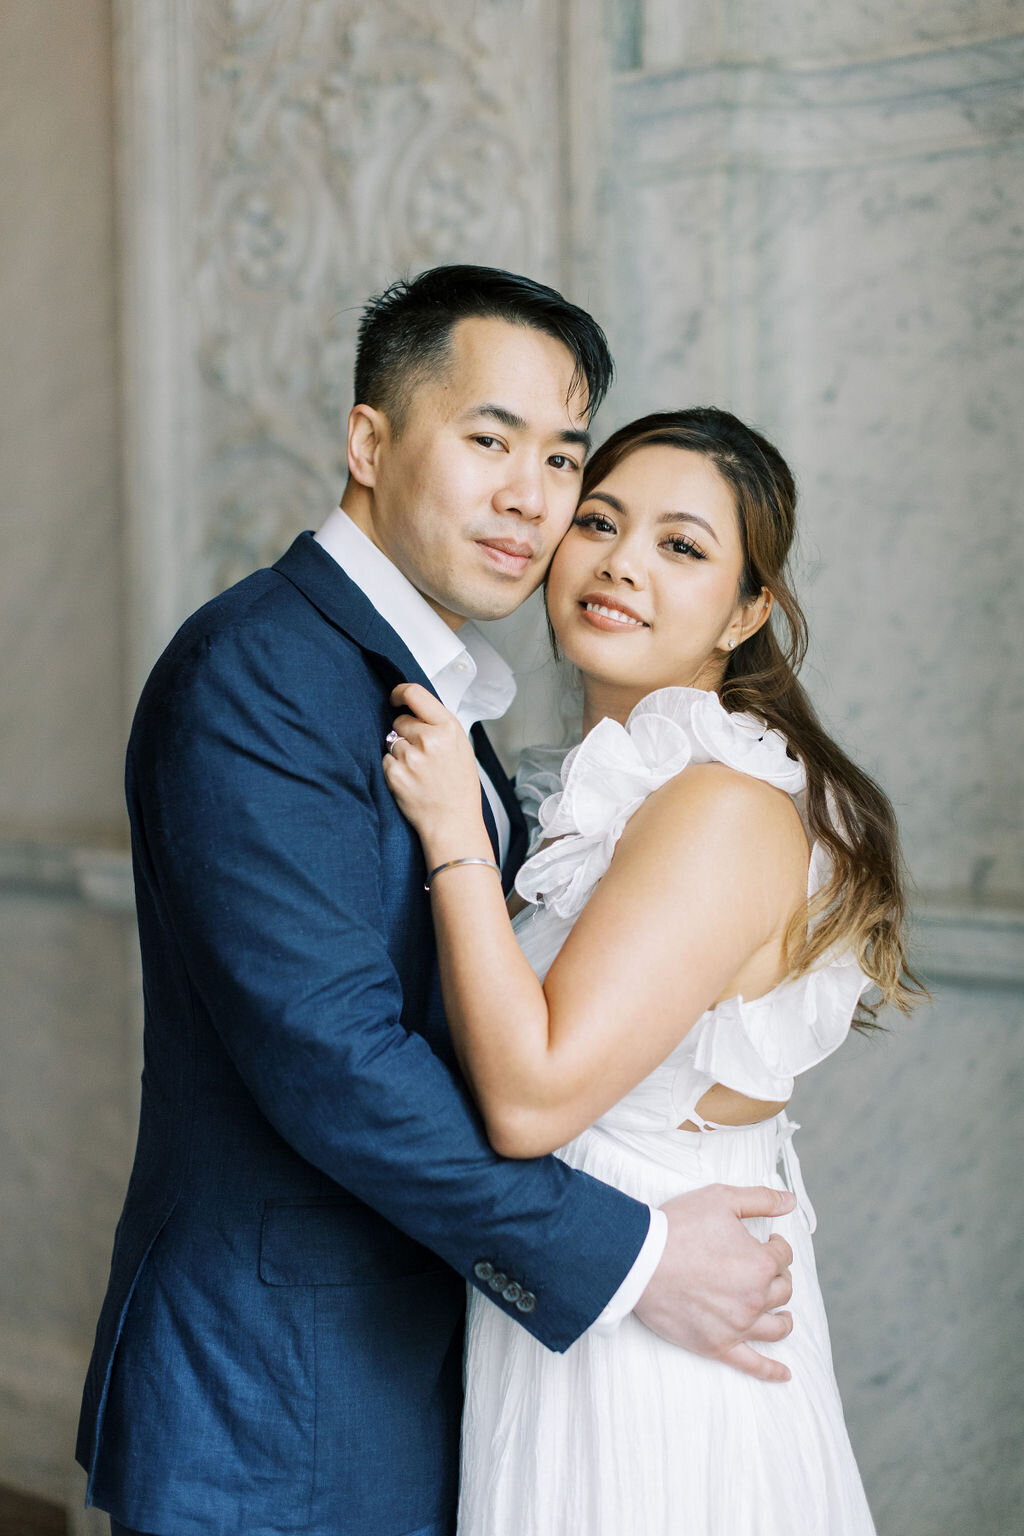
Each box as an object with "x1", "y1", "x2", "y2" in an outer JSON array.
[
  {"x1": 578, "y1": 597, "x2": 649, "y2": 631},
  {"x1": 477, "y1": 539, "x2": 532, "y2": 575}
]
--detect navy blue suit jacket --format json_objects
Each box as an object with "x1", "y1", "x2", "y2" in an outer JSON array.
[{"x1": 77, "y1": 533, "x2": 649, "y2": 1536}]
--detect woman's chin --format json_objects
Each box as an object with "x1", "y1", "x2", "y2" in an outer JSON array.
[{"x1": 562, "y1": 649, "x2": 657, "y2": 698}]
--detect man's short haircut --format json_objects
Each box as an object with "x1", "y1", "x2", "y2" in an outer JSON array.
[{"x1": 353, "y1": 264, "x2": 614, "y2": 432}]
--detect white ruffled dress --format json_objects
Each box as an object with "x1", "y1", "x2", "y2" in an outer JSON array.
[{"x1": 458, "y1": 687, "x2": 877, "y2": 1536}]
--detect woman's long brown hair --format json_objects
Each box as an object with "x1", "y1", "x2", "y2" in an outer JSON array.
[{"x1": 579, "y1": 408, "x2": 925, "y2": 1025}]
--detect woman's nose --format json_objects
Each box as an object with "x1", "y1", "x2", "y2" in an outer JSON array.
[{"x1": 598, "y1": 543, "x2": 644, "y2": 587}]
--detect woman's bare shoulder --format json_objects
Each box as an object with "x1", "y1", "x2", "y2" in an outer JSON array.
[{"x1": 628, "y1": 759, "x2": 806, "y2": 849}]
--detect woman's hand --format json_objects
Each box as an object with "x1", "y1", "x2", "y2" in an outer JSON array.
[{"x1": 382, "y1": 683, "x2": 493, "y2": 866}]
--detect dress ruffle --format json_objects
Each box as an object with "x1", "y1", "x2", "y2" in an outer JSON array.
[
  {"x1": 512, "y1": 685, "x2": 868, "y2": 1117},
  {"x1": 515, "y1": 687, "x2": 806, "y2": 920},
  {"x1": 679, "y1": 952, "x2": 870, "y2": 1105}
]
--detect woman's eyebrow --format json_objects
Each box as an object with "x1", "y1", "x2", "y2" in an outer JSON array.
[
  {"x1": 587, "y1": 491, "x2": 626, "y2": 513},
  {"x1": 658, "y1": 510, "x2": 720, "y2": 545}
]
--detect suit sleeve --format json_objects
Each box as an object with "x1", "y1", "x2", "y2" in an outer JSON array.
[{"x1": 131, "y1": 617, "x2": 650, "y2": 1352}]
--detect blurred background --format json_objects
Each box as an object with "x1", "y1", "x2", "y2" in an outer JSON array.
[{"x1": 1, "y1": 2, "x2": 1022, "y2": 1531}]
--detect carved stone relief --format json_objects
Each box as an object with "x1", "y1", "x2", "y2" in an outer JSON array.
[{"x1": 188, "y1": 0, "x2": 564, "y2": 593}]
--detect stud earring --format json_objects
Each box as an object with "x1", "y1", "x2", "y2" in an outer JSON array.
[{"x1": 728, "y1": 639, "x2": 736, "y2": 649}]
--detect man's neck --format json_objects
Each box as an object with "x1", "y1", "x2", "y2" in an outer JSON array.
[
  {"x1": 335, "y1": 487, "x2": 466, "y2": 632},
  {"x1": 337, "y1": 483, "x2": 383, "y2": 552}
]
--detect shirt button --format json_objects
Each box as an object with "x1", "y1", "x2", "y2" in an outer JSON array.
[
  {"x1": 473, "y1": 1261, "x2": 494, "y2": 1282},
  {"x1": 515, "y1": 1291, "x2": 537, "y2": 1314},
  {"x1": 487, "y1": 1271, "x2": 509, "y2": 1292},
  {"x1": 454, "y1": 659, "x2": 470, "y2": 673},
  {"x1": 502, "y1": 1281, "x2": 523, "y2": 1304}
]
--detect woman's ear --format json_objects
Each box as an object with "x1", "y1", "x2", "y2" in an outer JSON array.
[
  {"x1": 718, "y1": 589, "x2": 773, "y2": 652},
  {"x1": 347, "y1": 404, "x2": 389, "y2": 488}
]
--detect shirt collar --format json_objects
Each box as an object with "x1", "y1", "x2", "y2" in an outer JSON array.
[{"x1": 314, "y1": 507, "x2": 516, "y2": 727}]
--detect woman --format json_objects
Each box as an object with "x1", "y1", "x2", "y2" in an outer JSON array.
[{"x1": 382, "y1": 407, "x2": 921, "y2": 1535}]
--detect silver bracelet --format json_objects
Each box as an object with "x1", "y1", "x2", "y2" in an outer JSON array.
[{"x1": 424, "y1": 857, "x2": 502, "y2": 891}]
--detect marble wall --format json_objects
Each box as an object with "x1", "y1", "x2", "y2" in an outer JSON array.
[
  {"x1": 1, "y1": 0, "x2": 1021, "y2": 1530},
  {"x1": 0, "y1": 0, "x2": 124, "y2": 830},
  {"x1": 0, "y1": 1, "x2": 134, "y2": 1525},
  {"x1": 792, "y1": 981, "x2": 1024, "y2": 1535},
  {"x1": 120, "y1": 0, "x2": 569, "y2": 695},
  {"x1": 575, "y1": 11, "x2": 1024, "y2": 1526},
  {"x1": 585, "y1": 21, "x2": 1024, "y2": 900}
]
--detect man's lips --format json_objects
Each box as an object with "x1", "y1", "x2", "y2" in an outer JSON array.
[
  {"x1": 578, "y1": 593, "x2": 649, "y2": 630},
  {"x1": 477, "y1": 538, "x2": 534, "y2": 574}
]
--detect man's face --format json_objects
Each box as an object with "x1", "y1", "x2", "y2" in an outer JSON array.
[{"x1": 352, "y1": 316, "x2": 591, "y2": 626}]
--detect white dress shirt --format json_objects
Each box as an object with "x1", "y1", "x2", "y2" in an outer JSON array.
[
  {"x1": 316, "y1": 507, "x2": 513, "y2": 855},
  {"x1": 314, "y1": 507, "x2": 667, "y2": 1330}
]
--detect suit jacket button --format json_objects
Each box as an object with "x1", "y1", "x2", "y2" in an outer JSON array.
[
  {"x1": 515, "y1": 1290, "x2": 537, "y2": 1314},
  {"x1": 487, "y1": 1270, "x2": 509, "y2": 1292},
  {"x1": 473, "y1": 1261, "x2": 494, "y2": 1282},
  {"x1": 502, "y1": 1281, "x2": 523, "y2": 1303}
]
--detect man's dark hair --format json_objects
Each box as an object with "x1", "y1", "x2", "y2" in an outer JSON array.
[{"x1": 353, "y1": 264, "x2": 614, "y2": 432}]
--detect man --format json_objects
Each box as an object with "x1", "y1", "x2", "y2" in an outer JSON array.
[{"x1": 78, "y1": 266, "x2": 795, "y2": 1536}]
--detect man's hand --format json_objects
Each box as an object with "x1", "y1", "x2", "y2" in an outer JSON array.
[{"x1": 634, "y1": 1183, "x2": 797, "y2": 1382}]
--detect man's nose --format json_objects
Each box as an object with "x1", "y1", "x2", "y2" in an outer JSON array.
[{"x1": 495, "y1": 466, "x2": 547, "y2": 521}]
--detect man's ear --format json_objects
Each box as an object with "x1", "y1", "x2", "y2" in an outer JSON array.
[{"x1": 347, "y1": 404, "x2": 389, "y2": 488}]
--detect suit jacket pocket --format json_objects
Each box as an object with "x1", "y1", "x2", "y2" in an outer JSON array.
[{"x1": 259, "y1": 1195, "x2": 449, "y2": 1286}]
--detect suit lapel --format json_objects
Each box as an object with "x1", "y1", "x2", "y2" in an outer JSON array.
[
  {"x1": 276, "y1": 534, "x2": 524, "y2": 886},
  {"x1": 472, "y1": 723, "x2": 529, "y2": 894},
  {"x1": 274, "y1": 532, "x2": 437, "y2": 699}
]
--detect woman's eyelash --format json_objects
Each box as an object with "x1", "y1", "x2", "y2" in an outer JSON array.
[
  {"x1": 665, "y1": 535, "x2": 707, "y2": 560},
  {"x1": 574, "y1": 512, "x2": 707, "y2": 561}
]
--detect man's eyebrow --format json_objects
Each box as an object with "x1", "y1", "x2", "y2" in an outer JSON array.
[
  {"x1": 584, "y1": 491, "x2": 720, "y2": 545},
  {"x1": 461, "y1": 403, "x2": 528, "y2": 431},
  {"x1": 461, "y1": 404, "x2": 591, "y2": 454}
]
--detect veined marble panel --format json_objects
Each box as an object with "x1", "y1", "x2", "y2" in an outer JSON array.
[
  {"x1": 594, "y1": 38, "x2": 1024, "y2": 897},
  {"x1": 791, "y1": 980, "x2": 1024, "y2": 1534},
  {"x1": 641, "y1": 0, "x2": 1024, "y2": 70},
  {"x1": 616, "y1": 36, "x2": 1024, "y2": 170},
  {"x1": 759, "y1": 146, "x2": 1024, "y2": 898}
]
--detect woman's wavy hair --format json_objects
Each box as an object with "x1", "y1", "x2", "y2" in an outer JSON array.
[{"x1": 578, "y1": 407, "x2": 925, "y2": 1025}]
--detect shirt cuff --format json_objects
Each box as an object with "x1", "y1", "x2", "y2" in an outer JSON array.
[{"x1": 588, "y1": 1205, "x2": 669, "y2": 1335}]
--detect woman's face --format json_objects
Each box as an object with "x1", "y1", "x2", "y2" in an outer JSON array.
[{"x1": 546, "y1": 444, "x2": 759, "y2": 698}]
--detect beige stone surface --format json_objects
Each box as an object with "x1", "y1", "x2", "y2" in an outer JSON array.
[
  {"x1": 1, "y1": 1, "x2": 1021, "y2": 1528},
  {"x1": 0, "y1": 0, "x2": 124, "y2": 831},
  {"x1": 0, "y1": 893, "x2": 136, "y2": 1502},
  {"x1": 793, "y1": 982, "x2": 1024, "y2": 1535}
]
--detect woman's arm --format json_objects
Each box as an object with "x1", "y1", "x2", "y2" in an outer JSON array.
[{"x1": 384, "y1": 684, "x2": 808, "y2": 1158}]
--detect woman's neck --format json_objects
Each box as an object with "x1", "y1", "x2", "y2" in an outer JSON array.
[
  {"x1": 580, "y1": 680, "x2": 645, "y2": 736},
  {"x1": 580, "y1": 661, "x2": 729, "y2": 736}
]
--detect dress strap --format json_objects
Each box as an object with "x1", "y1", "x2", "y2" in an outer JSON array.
[
  {"x1": 681, "y1": 1110, "x2": 717, "y2": 1132},
  {"x1": 776, "y1": 1111, "x2": 817, "y2": 1234}
]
